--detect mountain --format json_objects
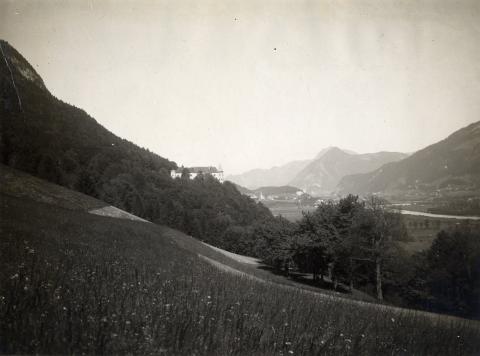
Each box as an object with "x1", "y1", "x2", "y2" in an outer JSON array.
[
  {"x1": 227, "y1": 146, "x2": 357, "y2": 189},
  {"x1": 289, "y1": 147, "x2": 408, "y2": 196},
  {"x1": 226, "y1": 159, "x2": 311, "y2": 189},
  {"x1": 0, "y1": 39, "x2": 274, "y2": 255},
  {"x1": 338, "y1": 121, "x2": 480, "y2": 196},
  {"x1": 228, "y1": 146, "x2": 406, "y2": 196},
  {"x1": 314, "y1": 146, "x2": 357, "y2": 159}
]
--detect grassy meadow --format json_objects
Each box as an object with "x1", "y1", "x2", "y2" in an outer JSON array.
[
  {"x1": 261, "y1": 200, "x2": 316, "y2": 222},
  {"x1": 1, "y1": 193, "x2": 480, "y2": 355}
]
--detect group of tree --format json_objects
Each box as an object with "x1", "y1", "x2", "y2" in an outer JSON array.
[
  {"x1": 256, "y1": 195, "x2": 408, "y2": 300},
  {"x1": 406, "y1": 227, "x2": 480, "y2": 319},
  {"x1": 256, "y1": 194, "x2": 480, "y2": 319}
]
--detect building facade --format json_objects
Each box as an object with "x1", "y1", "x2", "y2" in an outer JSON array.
[{"x1": 170, "y1": 166, "x2": 224, "y2": 183}]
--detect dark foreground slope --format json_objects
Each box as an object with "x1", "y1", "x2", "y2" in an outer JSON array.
[
  {"x1": 0, "y1": 164, "x2": 371, "y2": 301},
  {"x1": 1, "y1": 186, "x2": 480, "y2": 355},
  {"x1": 0, "y1": 40, "x2": 273, "y2": 255},
  {"x1": 339, "y1": 121, "x2": 480, "y2": 195}
]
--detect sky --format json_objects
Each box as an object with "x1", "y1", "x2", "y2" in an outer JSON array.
[{"x1": 1, "y1": 0, "x2": 480, "y2": 175}]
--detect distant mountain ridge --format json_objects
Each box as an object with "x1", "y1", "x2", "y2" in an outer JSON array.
[
  {"x1": 226, "y1": 159, "x2": 312, "y2": 189},
  {"x1": 338, "y1": 121, "x2": 480, "y2": 195},
  {"x1": 228, "y1": 147, "x2": 408, "y2": 196},
  {"x1": 290, "y1": 148, "x2": 408, "y2": 196}
]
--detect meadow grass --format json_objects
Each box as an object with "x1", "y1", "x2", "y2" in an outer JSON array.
[{"x1": 1, "y1": 194, "x2": 479, "y2": 355}]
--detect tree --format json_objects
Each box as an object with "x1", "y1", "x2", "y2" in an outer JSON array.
[
  {"x1": 421, "y1": 227, "x2": 480, "y2": 318},
  {"x1": 350, "y1": 196, "x2": 406, "y2": 300},
  {"x1": 332, "y1": 194, "x2": 363, "y2": 290},
  {"x1": 181, "y1": 167, "x2": 190, "y2": 179},
  {"x1": 295, "y1": 203, "x2": 338, "y2": 282},
  {"x1": 77, "y1": 169, "x2": 96, "y2": 196},
  {"x1": 254, "y1": 217, "x2": 296, "y2": 272},
  {"x1": 37, "y1": 153, "x2": 61, "y2": 183},
  {"x1": 291, "y1": 196, "x2": 363, "y2": 289}
]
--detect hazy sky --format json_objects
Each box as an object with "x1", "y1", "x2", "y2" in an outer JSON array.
[{"x1": 1, "y1": 0, "x2": 480, "y2": 174}]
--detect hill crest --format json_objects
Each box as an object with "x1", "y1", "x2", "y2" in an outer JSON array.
[{"x1": 338, "y1": 121, "x2": 480, "y2": 195}]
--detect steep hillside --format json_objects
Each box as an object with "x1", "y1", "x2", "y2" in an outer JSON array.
[
  {"x1": 290, "y1": 147, "x2": 407, "y2": 196},
  {"x1": 339, "y1": 121, "x2": 480, "y2": 195},
  {"x1": 0, "y1": 164, "x2": 368, "y2": 299},
  {"x1": 0, "y1": 40, "x2": 274, "y2": 254},
  {"x1": 0, "y1": 42, "x2": 176, "y2": 179},
  {"x1": 0, "y1": 163, "x2": 106, "y2": 211},
  {"x1": 2, "y1": 169, "x2": 479, "y2": 354}
]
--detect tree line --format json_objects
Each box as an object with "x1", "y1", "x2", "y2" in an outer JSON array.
[
  {"x1": 252, "y1": 195, "x2": 480, "y2": 319},
  {"x1": 250, "y1": 195, "x2": 408, "y2": 300}
]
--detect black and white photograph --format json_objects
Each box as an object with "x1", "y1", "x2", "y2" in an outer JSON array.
[{"x1": 1, "y1": 1, "x2": 480, "y2": 354}]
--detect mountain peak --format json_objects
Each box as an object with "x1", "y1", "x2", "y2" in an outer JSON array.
[
  {"x1": 0, "y1": 39, "x2": 46, "y2": 90},
  {"x1": 290, "y1": 149, "x2": 407, "y2": 196},
  {"x1": 315, "y1": 146, "x2": 356, "y2": 159}
]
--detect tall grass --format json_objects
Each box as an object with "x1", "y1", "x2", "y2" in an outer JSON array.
[{"x1": 1, "y1": 195, "x2": 479, "y2": 355}]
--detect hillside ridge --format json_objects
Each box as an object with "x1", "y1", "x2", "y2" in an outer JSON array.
[
  {"x1": 338, "y1": 121, "x2": 480, "y2": 195},
  {"x1": 0, "y1": 40, "x2": 275, "y2": 257}
]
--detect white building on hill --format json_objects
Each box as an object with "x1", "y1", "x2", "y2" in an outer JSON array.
[{"x1": 170, "y1": 166, "x2": 224, "y2": 183}]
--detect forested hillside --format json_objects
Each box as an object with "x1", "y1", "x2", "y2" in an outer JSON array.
[
  {"x1": 0, "y1": 40, "x2": 274, "y2": 254},
  {"x1": 338, "y1": 121, "x2": 480, "y2": 195}
]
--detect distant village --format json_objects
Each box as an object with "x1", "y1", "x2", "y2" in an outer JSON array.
[{"x1": 244, "y1": 189, "x2": 304, "y2": 202}]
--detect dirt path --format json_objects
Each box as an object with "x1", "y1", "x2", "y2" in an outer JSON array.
[
  {"x1": 89, "y1": 206, "x2": 150, "y2": 222},
  {"x1": 201, "y1": 242, "x2": 262, "y2": 265}
]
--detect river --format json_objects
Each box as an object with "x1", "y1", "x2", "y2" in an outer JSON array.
[{"x1": 399, "y1": 210, "x2": 480, "y2": 220}]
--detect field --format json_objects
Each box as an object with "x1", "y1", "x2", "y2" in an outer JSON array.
[
  {"x1": 262, "y1": 199, "x2": 480, "y2": 254},
  {"x1": 399, "y1": 214, "x2": 480, "y2": 253},
  {"x1": 1, "y1": 169, "x2": 480, "y2": 355},
  {"x1": 261, "y1": 200, "x2": 316, "y2": 222}
]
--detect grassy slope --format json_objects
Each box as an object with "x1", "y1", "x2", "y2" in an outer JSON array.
[
  {"x1": 1, "y1": 167, "x2": 480, "y2": 355},
  {"x1": 0, "y1": 164, "x2": 106, "y2": 211},
  {"x1": 0, "y1": 165, "x2": 371, "y2": 302}
]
